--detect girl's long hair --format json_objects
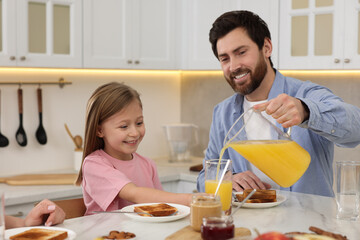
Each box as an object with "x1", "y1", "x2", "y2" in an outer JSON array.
[{"x1": 75, "y1": 82, "x2": 142, "y2": 186}]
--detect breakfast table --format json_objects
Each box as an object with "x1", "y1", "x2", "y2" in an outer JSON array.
[{"x1": 56, "y1": 190, "x2": 359, "y2": 240}]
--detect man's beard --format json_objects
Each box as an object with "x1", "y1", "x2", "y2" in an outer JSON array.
[{"x1": 225, "y1": 55, "x2": 268, "y2": 95}]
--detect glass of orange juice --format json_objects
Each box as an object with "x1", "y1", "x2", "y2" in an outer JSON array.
[{"x1": 205, "y1": 159, "x2": 233, "y2": 215}]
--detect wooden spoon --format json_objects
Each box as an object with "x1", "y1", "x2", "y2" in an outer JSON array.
[{"x1": 64, "y1": 123, "x2": 83, "y2": 150}]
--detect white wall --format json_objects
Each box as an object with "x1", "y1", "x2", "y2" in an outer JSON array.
[{"x1": 0, "y1": 69, "x2": 181, "y2": 176}]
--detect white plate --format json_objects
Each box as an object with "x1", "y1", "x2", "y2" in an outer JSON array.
[
  {"x1": 232, "y1": 192, "x2": 287, "y2": 209},
  {"x1": 5, "y1": 226, "x2": 76, "y2": 240},
  {"x1": 120, "y1": 203, "x2": 190, "y2": 222}
]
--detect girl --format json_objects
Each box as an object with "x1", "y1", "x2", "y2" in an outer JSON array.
[{"x1": 75, "y1": 82, "x2": 192, "y2": 215}]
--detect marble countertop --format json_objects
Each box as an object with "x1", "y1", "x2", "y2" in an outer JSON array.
[
  {"x1": 1, "y1": 158, "x2": 202, "y2": 207},
  {"x1": 57, "y1": 191, "x2": 359, "y2": 240}
]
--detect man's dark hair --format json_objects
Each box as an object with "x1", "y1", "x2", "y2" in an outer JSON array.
[{"x1": 209, "y1": 10, "x2": 273, "y2": 68}]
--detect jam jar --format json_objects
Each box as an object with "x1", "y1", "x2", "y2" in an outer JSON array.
[{"x1": 201, "y1": 216, "x2": 235, "y2": 240}]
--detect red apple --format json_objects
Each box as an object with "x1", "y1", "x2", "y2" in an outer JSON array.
[{"x1": 255, "y1": 231, "x2": 290, "y2": 240}]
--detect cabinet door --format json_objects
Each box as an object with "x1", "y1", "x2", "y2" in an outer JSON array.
[
  {"x1": 84, "y1": 0, "x2": 176, "y2": 69},
  {"x1": 181, "y1": 0, "x2": 279, "y2": 70},
  {"x1": 131, "y1": 0, "x2": 176, "y2": 69},
  {"x1": 16, "y1": 0, "x2": 82, "y2": 68},
  {"x1": 279, "y1": 0, "x2": 343, "y2": 69},
  {"x1": 343, "y1": 0, "x2": 360, "y2": 69},
  {"x1": 83, "y1": 0, "x2": 131, "y2": 68},
  {"x1": 0, "y1": 0, "x2": 17, "y2": 66},
  {"x1": 181, "y1": 0, "x2": 233, "y2": 70}
]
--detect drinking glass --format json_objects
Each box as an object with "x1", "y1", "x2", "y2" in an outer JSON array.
[
  {"x1": 205, "y1": 159, "x2": 232, "y2": 215},
  {"x1": 335, "y1": 161, "x2": 360, "y2": 221},
  {"x1": 223, "y1": 108, "x2": 311, "y2": 188},
  {"x1": 0, "y1": 192, "x2": 5, "y2": 240}
]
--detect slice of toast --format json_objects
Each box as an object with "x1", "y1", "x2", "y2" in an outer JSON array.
[
  {"x1": 243, "y1": 189, "x2": 277, "y2": 200},
  {"x1": 133, "y1": 203, "x2": 177, "y2": 217},
  {"x1": 236, "y1": 189, "x2": 277, "y2": 203},
  {"x1": 9, "y1": 228, "x2": 68, "y2": 240}
]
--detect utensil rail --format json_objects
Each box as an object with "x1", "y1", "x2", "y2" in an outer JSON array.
[{"x1": 0, "y1": 78, "x2": 71, "y2": 88}]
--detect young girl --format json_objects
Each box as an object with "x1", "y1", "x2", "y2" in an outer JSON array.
[{"x1": 75, "y1": 82, "x2": 193, "y2": 215}]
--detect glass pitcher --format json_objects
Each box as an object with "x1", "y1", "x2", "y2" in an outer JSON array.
[{"x1": 222, "y1": 108, "x2": 311, "y2": 188}]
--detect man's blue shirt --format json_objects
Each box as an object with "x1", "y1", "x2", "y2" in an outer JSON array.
[{"x1": 197, "y1": 70, "x2": 360, "y2": 197}]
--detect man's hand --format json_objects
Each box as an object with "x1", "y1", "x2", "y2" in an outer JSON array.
[
  {"x1": 253, "y1": 93, "x2": 309, "y2": 128},
  {"x1": 232, "y1": 171, "x2": 271, "y2": 192},
  {"x1": 24, "y1": 199, "x2": 65, "y2": 227}
]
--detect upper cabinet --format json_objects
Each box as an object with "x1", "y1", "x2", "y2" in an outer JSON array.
[
  {"x1": 83, "y1": 0, "x2": 177, "y2": 69},
  {"x1": 180, "y1": 0, "x2": 279, "y2": 70},
  {"x1": 279, "y1": 0, "x2": 360, "y2": 69},
  {"x1": 0, "y1": 0, "x2": 82, "y2": 68}
]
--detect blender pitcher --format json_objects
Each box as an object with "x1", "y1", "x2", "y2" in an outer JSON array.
[
  {"x1": 223, "y1": 108, "x2": 311, "y2": 188},
  {"x1": 163, "y1": 123, "x2": 199, "y2": 162}
]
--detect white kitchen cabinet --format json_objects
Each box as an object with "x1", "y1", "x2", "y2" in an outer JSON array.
[
  {"x1": 83, "y1": 0, "x2": 177, "y2": 69},
  {"x1": 279, "y1": 0, "x2": 360, "y2": 69},
  {"x1": 180, "y1": 0, "x2": 279, "y2": 70},
  {"x1": 0, "y1": 0, "x2": 82, "y2": 68}
]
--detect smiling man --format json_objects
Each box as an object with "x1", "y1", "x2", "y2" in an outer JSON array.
[{"x1": 196, "y1": 10, "x2": 360, "y2": 197}]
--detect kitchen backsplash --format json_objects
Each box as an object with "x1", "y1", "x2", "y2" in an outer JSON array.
[{"x1": 1, "y1": 69, "x2": 359, "y2": 176}]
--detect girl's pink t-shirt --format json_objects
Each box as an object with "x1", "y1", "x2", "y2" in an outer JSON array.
[{"x1": 82, "y1": 149, "x2": 163, "y2": 215}]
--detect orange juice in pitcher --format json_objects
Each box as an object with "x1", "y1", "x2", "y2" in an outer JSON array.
[
  {"x1": 223, "y1": 108, "x2": 311, "y2": 188},
  {"x1": 228, "y1": 140, "x2": 310, "y2": 187}
]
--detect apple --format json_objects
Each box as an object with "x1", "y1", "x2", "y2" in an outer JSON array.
[{"x1": 255, "y1": 231, "x2": 290, "y2": 240}]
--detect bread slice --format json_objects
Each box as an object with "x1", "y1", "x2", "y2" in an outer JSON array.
[
  {"x1": 244, "y1": 189, "x2": 276, "y2": 200},
  {"x1": 9, "y1": 228, "x2": 68, "y2": 240},
  {"x1": 133, "y1": 203, "x2": 177, "y2": 217},
  {"x1": 236, "y1": 189, "x2": 277, "y2": 203}
]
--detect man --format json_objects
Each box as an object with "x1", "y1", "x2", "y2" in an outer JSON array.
[
  {"x1": 5, "y1": 199, "x2": 65, "y2": 229},
  {"x1": 197, "y1": 10, "x2": 360, "y2": 197}
]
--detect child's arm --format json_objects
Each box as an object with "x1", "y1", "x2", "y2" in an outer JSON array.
[{"x1": 119, "y1": 183, "x2": 193, "y2": 206}]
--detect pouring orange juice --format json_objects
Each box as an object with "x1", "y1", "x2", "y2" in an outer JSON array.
[{"x1": 222, "y1": 108, "x2": 311, "y2": 188}]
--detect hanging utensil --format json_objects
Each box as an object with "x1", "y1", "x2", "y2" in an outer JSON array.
[
  {"x1": 0, "y1": 89, "x2": 9, "y2": 147},
  {"x1": 35, "y1": 87, "x2": 47, "y2": 144},
  {"x1": 15, "y1": 87, "x2": 27, "y2": 147}
]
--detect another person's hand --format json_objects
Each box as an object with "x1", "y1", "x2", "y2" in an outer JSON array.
[
  {"x1": 232, "y1": 171, "x2": 271, "y2": 192},
  {"x1": 253, "y1": 93, "x2": 309, "y2": 128},
  {"x1": 24, "y1": 199, "x2": 65, "y2": 227}
]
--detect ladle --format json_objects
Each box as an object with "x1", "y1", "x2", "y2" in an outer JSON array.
[
  {"x1": 0, "y1": 89, "x2": 9, "y2": 147},
  {"x1": 35, "y1": 87, "x2": 47, "y2": 144},
  {"x1": 15, "y1": 88, "x2": 27, "y2": 147}
]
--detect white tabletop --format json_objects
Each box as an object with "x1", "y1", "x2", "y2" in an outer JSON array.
[{"x1": 57, "y1": 191, "x2": 359, "y2": 240}]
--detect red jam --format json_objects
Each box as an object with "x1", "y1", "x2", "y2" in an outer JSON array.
[{"x1": 201, "y1": 216, "x2": 234, "y2": 240}]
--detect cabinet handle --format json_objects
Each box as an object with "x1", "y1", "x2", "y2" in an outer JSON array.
[
  {"x1": 127, "y1": 60, "x2": 133, "y2": 64},
  {"x1": 20, "y1": 56, "x2": 26, "y2": 61},
  {"x1": 334, "y1": 58, "x2": 340, "y2": 63},
  {"x1": 10, "y1": 56, "x2": 16, "y2": 61},
  {"x1": 134, "y1": 60, "x2": 140, "y2": 64},
  {"x1": 10, "y1": 211, "x2": 24, "y2": 217},
  {"x1": 344, "y1": 58, "x2": 350, "y2": 63}
]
